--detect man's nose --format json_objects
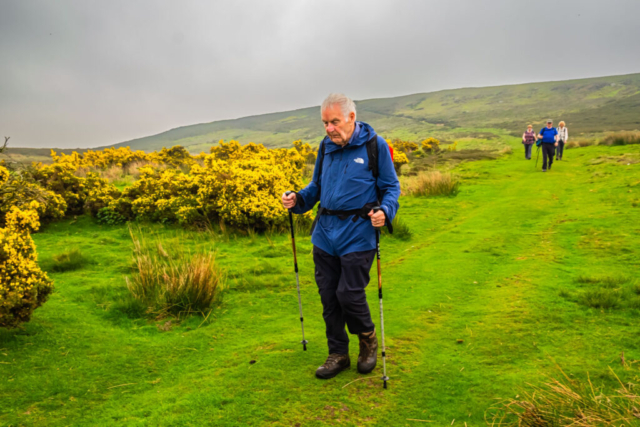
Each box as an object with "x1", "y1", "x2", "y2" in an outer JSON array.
[{"x1": 326, "y1": 124, "x2": 335, "y2": 132}]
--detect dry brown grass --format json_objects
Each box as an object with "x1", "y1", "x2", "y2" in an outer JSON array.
[
  {"x1": 487, "y1": 368, "x2": 640, "y2": 426},
  {"x1": 600, "y1": 131, "x2": 640, "y2": 147},
  {"x1": 401, "y1": 170, "x2": 460, "y2": 197}
]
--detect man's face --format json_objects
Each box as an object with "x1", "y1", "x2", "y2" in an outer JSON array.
[
  {"x1": 547, "y1": 122, "x2": 553, "y2": 128},
  {"x1": 322, "y1": 104, "x2": 356, "y2": 145}
]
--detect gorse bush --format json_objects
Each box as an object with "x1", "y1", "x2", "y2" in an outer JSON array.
[
  {"x1": 4, "y1": 141, "x2": 314, "y2": 231},
  {"x1": 115, "y1": 141, "x2": 311, "y2": 230},
  {"x1": 392, "y1": 150, "x2": 409, "y2": 174},
  {"x1": 401, "y1": 171, "x2": 460, "y2": 197},
  {"x1": 421, "y1": 137, "x2": 441, "y2": 153},
  {"x1": 0, "y1": 202, "x2": 53, "y2": 328},
  {"x1": 126, "y1": 227, "x2": 225, "y2": 316}
]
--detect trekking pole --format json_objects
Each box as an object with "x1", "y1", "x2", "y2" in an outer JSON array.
[
  {"x1": 285, "y1": 191, "x2": 308, "y2": 351},
  {"x1": 535, "y1": 144, "x2": 541, "y2": 169},
  {"x1": 373, "y1": 206, "x2": 389, "y2": 389}
]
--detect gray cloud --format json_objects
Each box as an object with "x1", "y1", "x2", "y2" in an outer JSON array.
[{"x1": 1, "y1": 0, "x2": 639, "y2": 148}]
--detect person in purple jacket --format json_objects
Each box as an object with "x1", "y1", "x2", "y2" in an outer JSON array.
[
  {"x1": 282, "y1": 93, "x2": 400, "y2": 380},
  {"x1": 522, "y1": 124, "x2": 537, "y2": 159}
]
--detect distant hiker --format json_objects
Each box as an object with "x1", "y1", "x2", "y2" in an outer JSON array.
[
  {"x1": 538, "y1": 119, "x2": 558, "y2": 172},
  {"x1": 282, "y1": 93, "x2": 400, "y2": 380},
  {"x1": 522, "y1": 124, "x2": 536, "y2": 159},
  {"x1": 556, "y1": 121, "x2": 568, "y2": 160}
]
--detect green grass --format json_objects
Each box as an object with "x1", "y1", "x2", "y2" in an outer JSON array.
[{"x1": 1, "y1": 141, "x2": 639, "y2": 425}]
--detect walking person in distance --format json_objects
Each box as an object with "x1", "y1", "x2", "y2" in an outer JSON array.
[
  {"x1": 522, "y1": 124, "x2": 537, "y2": 160},
  {"x1": 556, "y1": 121, "x2": 568, "y2": 160},
  {"x1": 281, "y1": 93, "x2": 400, "y2": 380},
  {"x1": 538, "y1": 119, "x2": 558, "y2": 172}
]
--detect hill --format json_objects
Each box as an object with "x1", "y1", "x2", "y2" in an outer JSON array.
[{"x1": 99, "y1": 72, "x2": 640, "y2": 153}]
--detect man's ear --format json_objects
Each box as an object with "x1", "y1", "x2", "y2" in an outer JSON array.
[{"x1": 348, "y1": 111, "x2": 356, "y2": 123}]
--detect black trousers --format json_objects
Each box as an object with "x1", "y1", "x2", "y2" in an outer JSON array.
[
  {"x1": 542, "y1": 144, "x2": 555, "y2": 170},
  {"x1": 557, "y1": 140, "x2": 565, "y2": 159},
  {"x1": 313, "y1": 246, "x2": 376, "y2": 354}
]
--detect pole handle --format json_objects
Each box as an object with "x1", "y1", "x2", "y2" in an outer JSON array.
[{"x1": 372, "y1": 205, "x2": 382, "y2": 230}]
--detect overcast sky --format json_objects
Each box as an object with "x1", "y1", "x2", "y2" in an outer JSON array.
[{"x1": 2, "y1": 0, "x2": 640, "y2": 148}]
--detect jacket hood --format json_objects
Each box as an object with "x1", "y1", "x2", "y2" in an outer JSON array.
[{"x1": 324, "y1": 121, "x2": 376, "y2": 154}]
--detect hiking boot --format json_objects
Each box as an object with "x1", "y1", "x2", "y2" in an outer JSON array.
[
  {"x1": 315, "y1": 354, "x2": 350, "y2": 379},
  {"x1": 357, "y1": 330, "x2": 378, "y2": 374},
  {"x1": 542, "y1": 169, "x2": 547, "y2": 172}
]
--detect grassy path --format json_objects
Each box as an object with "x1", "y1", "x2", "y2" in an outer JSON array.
[{"x1": 1, "y1": 143, "x2": 639, "y2": 425}]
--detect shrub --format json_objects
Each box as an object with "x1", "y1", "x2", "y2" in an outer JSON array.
[
  {"x1": 49, "y1": 248, "x2": 89, "y2": 272},
  {"x1": 0, "y1": 203, "x2": 54, "y2": 328},
  {"x1": 401, "y1": 171, "x2": 460, "y2": 197},
  {"x1": 0, "y1": 174, "x2": 67, "y2": 226},
  {"x1": 421, "y1": 137, "x2": 440, "y2": 153},
  {"x1": 0, "y1": 165, "x2": 9, "y2": 185},
  {"x1": 500, "y1": 146, "x2": 512, "y2": 155},
  {"x1": 393, "y1": 150, "x2": 409, "y2": 174},
  {"x1": 126, "y1": 227, "x2": 225, "y2": 316},
  {"x1": 389, "y1": 139, "x2": 419, "y2": 153},
  {"x1": 488, "y1": 369, "x2": 640, "y2": 426}
]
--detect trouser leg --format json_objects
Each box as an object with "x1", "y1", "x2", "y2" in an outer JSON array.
[
  {"x1": 525, "y1": 144, "x2": 532, "y2": 159},
  {"x1": 558, "y1": 140, "x2": 564, "y2": 159},
  {"x1": 543, "y1": 144, "x2": 555, "y2": 169},
  {"x1": 336, "y1": 250, "x2": 376, "y2": 335},
  {"x1": 313, "y1": 246, "x2": 349, "y2": 354}
]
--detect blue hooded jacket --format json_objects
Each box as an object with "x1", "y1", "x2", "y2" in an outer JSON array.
[{"x1": 291, "y1": 121, "x2": 400, "y2": 256}]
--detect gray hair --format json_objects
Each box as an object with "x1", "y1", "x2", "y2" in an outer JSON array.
[{"x1": 321, "y1": 93, "x2": 357, "y2": 122}]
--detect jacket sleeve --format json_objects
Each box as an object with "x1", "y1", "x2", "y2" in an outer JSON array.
[
  {"x1": 376, "y1": 136, "x2": 401, "y2": 225},
  {"x1": 290, "y1": 142, "x2": 322, "y2": 215}
]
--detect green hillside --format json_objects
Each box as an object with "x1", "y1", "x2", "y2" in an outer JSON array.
[{"x1": 100, "y1": 73, "x2": 640, "y2": 153}]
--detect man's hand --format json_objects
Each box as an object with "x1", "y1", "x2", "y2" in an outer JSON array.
[
  {"x1": 555, "y1": 142, "x2": 558, "y2": 147},
  {"x1": 368, "y1": 209, "x2": 386, "y2": 228},
  {"x1": 282, "y1": 192, "x2": 297, "y2": 209}
]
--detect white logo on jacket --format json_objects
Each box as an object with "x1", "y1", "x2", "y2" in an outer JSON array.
[{"x1": 354, "y1": 158, "x2": 364, "y2": 164}]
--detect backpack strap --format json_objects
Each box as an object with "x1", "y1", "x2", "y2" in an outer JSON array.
[
  {"x1": 365, "y1": 136, "x2": 379, "y2": 178},
  {"x1": 315, "y1": 139, "x2": 327, "y2": 187}
]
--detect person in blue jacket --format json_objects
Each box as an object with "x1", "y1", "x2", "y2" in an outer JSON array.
[
  {"x1": 538, "y1": 119, "x2": 559, "y2": 172},
  {"x1": 282, "y1": 93, "x2": 400, "y2": 380}
]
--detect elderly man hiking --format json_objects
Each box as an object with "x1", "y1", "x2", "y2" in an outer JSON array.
[
  {"x1": 282, "y1": 93, "x2": 400, "y2": 380},
  {"x1": 538, "y1": 119, "x2": 558, "y2": 172}
]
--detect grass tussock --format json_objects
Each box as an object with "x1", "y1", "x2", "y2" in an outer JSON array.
[
  {"x1": 561, "y1": 275, "x2": 640, "y2": 310},
  {"x1": 499, "y1": 146, "x2": 513, "y2": 155},
  {"x1": 382, "y1": 215, "x2": 412, "y2": 240},
  {"x1": 401, "y1": 171, "x2": 460, "y2": 197},
  {"x1": 566, "y1": 139, "x2": 595, "y2": 149},
  {"x1": 600, "y1": 131, "x2": 640, "y2": 147},
  {"x1": 126, "y1": 226, "x2": 225, "y2": 317},
  {"x1": 488, "y1": 369, "x2": 640, "y2": 427},
  {"x1": 49, "y1": 248, "x2": 89, "y2": 272}
]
